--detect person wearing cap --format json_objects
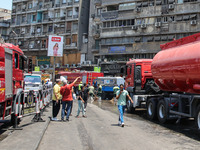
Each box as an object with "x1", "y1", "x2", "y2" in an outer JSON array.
[
  {"x1": 52, "y1": 79, "x2": 62, "y2": 121},
  {"x1": 60, "y1": 76, "x2": 80, "y2": 121}
]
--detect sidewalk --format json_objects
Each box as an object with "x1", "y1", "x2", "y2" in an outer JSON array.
[{"x1": 0, "y1": 105, "x2": 52, "y2": 150}]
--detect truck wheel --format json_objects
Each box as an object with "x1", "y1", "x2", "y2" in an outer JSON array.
[
  {"x1": 157, "y1": 100, "x2": 167, "y2": 123},
  {"x1": 127, "y1": 100, "x2": 135, "y2": 113},
  {"x1": 147, "y1": 99, "x2": 156, "y2": 120},
  {"x1": 195, "y1": 104, "x2": 200, "y2": 129}
]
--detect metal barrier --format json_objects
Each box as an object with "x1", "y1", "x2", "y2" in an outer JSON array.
[{"x1": 11, "y1": 88, "x2": 53, "y2": 129}]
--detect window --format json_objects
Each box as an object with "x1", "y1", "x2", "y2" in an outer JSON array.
[
  {"x1": 22, "y1": 16, "x2": 26, "y2": 23},
  {"x1": 74, "y1": 0, "x2": 79, "y2": 2},
  {"x1": 163, "y1": 17, "x2": 168, "y2": 23},
  {"x1": 15, "y1": 53, "x2": 19, "y2": 69},
  {"x1": 32, "y1": 14, "x2": 36, "y2": 21},
  {"x1": 28, "y1": 3, "x2": 32, "y2": 9},
  {"x1": 169, "y1": 16, "x2": 175, "y2": 22},
  {"x1": 67, "y1": 10, "x2": 73, "y2": 17},
  {"x1": 156, "y1": 17, "x2": 162, "y2": 22},
  {"x1": 62, "y1": 0, "x2": 67, "y2": 3},
  {"x1": 111, "y1": 21, "x2": 114, "y2": 27},
  {"x1": 19, "y1": 56, "x2": 24, "y2": 70},
  {"x1": 103, "y1": 22, "x2": 106, "y2": 27},
  {"x1": 66, "y1": 36, "x2": 71, "y2": 45},
  {"x1": 107, "y1": 22, "x2": 110, "y2": 27},
  {"x1": 48, "y1": 25, "x2": 53, "y2": 32},
  {"x1": 95, "y1": 40, "x2": 100, "y2": 49},
  {"x1": 97, "y1": 8, "x2": 101, "y2": 16},
  {"x1": 177, "y1": 0, "x2": 183, "y2": 3},
  {"x1": 119, "y1": 3, "x2": 136, "y2": 10},
  {"x1": 107, "y1": 5, "x2": 119, "y2": 11},
  {"x1": 123, "y1": 20, "x2": 126, "y2": 26}
]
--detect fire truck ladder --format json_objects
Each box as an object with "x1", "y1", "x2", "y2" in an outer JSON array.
[{"x1": 88, "y1": 73, "x2": 92, "y2": 85}]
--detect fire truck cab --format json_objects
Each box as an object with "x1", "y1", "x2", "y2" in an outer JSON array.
[{"x1": 0, "y1": 43, "x2": 26, "y2": 120}]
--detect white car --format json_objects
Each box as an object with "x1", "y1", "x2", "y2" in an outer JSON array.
[{"x1": 24, "y1": 74, "x2": 43, "y2": 93}]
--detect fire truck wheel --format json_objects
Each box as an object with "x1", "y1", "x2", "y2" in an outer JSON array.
[
  {"x1": 157, "y1": 100, "x2": 167, "y2": 124},
  {"x1": 195, "y1": 104, "x2": 200, "y2": 130},
  {"x1": 127, "y1": 100, "x2": 135, "y2": 113},
  {"x1": 147, "y1": 99, "x2": 157, "y2": 120}
]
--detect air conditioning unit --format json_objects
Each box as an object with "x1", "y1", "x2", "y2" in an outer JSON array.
[
  {"x1": 77, "y1": 63, "x2": 81, "y2": 67},
  {"x1": 71, "y1": 43, "x2": 77, "y2": 47},
  {"x1": 29, "y1": 45, "x2": 34, "y2": 48},
  {"x1": 54, "y1": 24, "x2": 60, "y2": 27},
  {"x1": 82, "y1": 61, "x2": 86, "y2": 65},
  {"x1": 86, "y1": 61, "x2": 91, "y2": 65},
  {"x1": 132, "y1": 25, "x2": 138, "y2": 30},
  {"x1": 141, "y1": 24, "x2": 147, "y2": 29},
  {"x1": 190, "y1": 20, "x2": 197, "y2": 25},
  {"x1": 56, "y1": 63, "x2": 60, "y2": 68},
  {"x1": 168, "y1": 4, "x2": 174, "y2": 10},
  {"x1": 60, "y1": 24, "x2": 65, "y2": 27},
  {"x1": 155, "y1": 22, "x2": 162, "y2": 27},
  {"x1": 65, "y1": 64, "x2": 70, "y2": 68},
  {"x1": 136, "y1": 7, "x2": 141, "y2": 13},
  {"x1": 71, "y1": 64, "x2": 76, "y2": 67},
  {"x1": 91, "y1": 14, "x2": 95, "y2": 18}
]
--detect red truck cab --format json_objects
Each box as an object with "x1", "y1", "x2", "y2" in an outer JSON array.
[{"x1": 125, "y1": 59, "x2": 159, "y2": 94}]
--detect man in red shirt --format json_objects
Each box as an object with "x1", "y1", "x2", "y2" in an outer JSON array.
[{"x1": 60, "y1": 77, "x2": 80, "y2": 121}]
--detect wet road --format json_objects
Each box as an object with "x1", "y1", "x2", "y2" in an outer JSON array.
[{"x1": 93, "y1": 99, "x2": 200, "y2": 142}]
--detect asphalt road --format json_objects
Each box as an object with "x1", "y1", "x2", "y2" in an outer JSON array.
[{"x1": 38, "y1": 100, "x2": 200, "y2": 150}]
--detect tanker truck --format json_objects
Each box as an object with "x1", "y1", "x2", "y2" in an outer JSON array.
[{"x1": 125, "y1": 33, "x2": 200, "y2": 129}]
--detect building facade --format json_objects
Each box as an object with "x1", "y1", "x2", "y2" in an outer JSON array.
[
  {"x1": 88, "y1": 0, "x2": 200, "y2": 75},
  {"x1": 10, "y1": 0, "x2": 90, "y2": 69},
  {"x1": 0, "y1": 8, "x2": 11, "y2": 42}
]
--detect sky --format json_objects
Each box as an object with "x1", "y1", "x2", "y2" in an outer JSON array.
[{"x1": 0, "y1": 0, "x2": 12, "y2": 10}]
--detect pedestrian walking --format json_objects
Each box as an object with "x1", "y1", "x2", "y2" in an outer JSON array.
[
  {"x1": 83, "y1": 83, "x2": 89, "y2": 113},
  {"x1": 116, "y1": 84, "x2": 133, "y2": 127},
  {"x1": 60, "y1": 77, "x2": 80, "y2": 121},
  {"x1": 97, "y1": 84, "x2": 102, "y2": 101},
  {"x1": 52, "y1": 79, "x2": 62, "y2": 121},
  {"x1": 88, "y1": 84, "x2": 95, "y2": 103},
  {"x1": 76, "y1": 86, "x2": 86, "y2": 118},
  {"x1": 113, "y1": 84, "x2": 120, "y2": 105}
]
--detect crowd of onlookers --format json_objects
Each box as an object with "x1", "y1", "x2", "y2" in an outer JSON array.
[{"x1": 52, "y1": 77, "x2": 102, "y2": 121}]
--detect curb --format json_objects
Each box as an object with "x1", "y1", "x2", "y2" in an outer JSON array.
[{"x1": 34, "y1": 112, "x2": 51, "y2": 150}]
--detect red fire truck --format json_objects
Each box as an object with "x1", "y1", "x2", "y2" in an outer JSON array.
[
  {"x1": 57, "y1": 71, "x2": 104, "y2": 86},
  {"x1": 0, "y1": 43, "x2": 29, "y2": 123},
  {"x1": 125, "y1": 33, "x2": 200, "y2": 129}
]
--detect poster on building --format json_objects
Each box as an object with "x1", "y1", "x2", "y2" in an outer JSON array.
[{"x1": 48, "y1": 35, "x2": 63, "y2": 57}]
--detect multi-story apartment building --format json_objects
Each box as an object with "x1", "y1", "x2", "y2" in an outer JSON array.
[
  {"x1": 88, "y1": 0, "x2": 200, "y2": 75},
  {"x1": 10, "y1": 0, "x2": 90, "y2": 69},
  {"x1": 0, "y1": 8, "x2": 11, "y2": 42}
]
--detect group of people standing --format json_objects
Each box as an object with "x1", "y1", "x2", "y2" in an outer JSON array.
[
  {"x1": 52, "y1": 77, "x2": 100, "y2": 121},
  {"x1": 52, "y1": 77, "x2": 81, "y2": 121}
]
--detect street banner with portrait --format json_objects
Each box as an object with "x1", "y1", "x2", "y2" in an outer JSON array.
[{"x1": 48, "y1": 35, "x2": 63, "y2": 57}]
